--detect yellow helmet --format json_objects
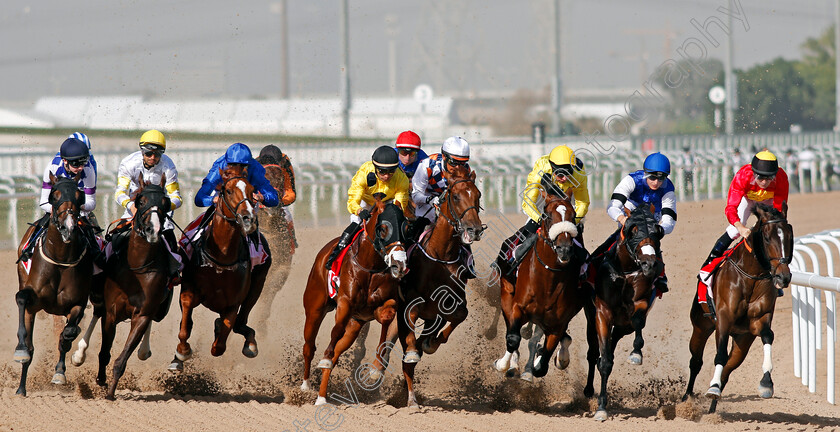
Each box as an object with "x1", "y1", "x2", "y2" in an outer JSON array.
[
  {"x1": 548, "y1": 145, "x2": 575, "y2": 166},
  {"x1": 139, "y1": 130, "x2": 166, "y2": 150}
]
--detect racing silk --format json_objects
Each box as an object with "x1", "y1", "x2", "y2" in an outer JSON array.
[
  {"x1": 273, "y1": 152, "x2": 297, "y2": 206},
  {"x1": 726, "y1": 165, "x2": 789, "y2": 225},
  {"x1": 522, "y1": 155, "x2": 589, "y2": 224},
  {"x1": 411, "y1": 153, "x2": 471, "y2": 207},
  {"x1": 195, "y1": 153, "x2": 279, "y2": 208},
  {"x1": 53, "y1": 151, "x2": 97, "y2": 176},
  {"x1": 607, "y1": 170, "x2": 677, "y2": 234},
  {"x1": 39, "y1": 155, "x2": 96, "y2": 215},
  {"x1": 348, "y1": 161, "x2": 410, "y2": 215},
  {"x1": 395, "y1": 147, "x2": 429, "y2": 179},
  {"x1": 115, "y1": 151, "x2": 182, "y2": 222}
]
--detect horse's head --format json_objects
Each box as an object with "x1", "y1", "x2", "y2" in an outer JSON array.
[
  {"x1": 217, "y1": 164, "x2": 257, "y2": 235},
  {"x1": 538, "y1": 190, "x2": 578, "y2": 265},
  {"x1": 48, "y1": 172, "x2": 84, "y2": 243},
  {"x1": 752, "y1": 202, "x2": 793, "y2": 290},
  {"x1": 364, "y1": 196, "x2": 408, "y2": 279},
  {"x1": 132, "y1": 172, "x2": 170, "y2": 243},
  {"x1": 621, "y1": 204, "x2": 663, "y2": 279},
  {"x1": 439, "y1": 166, "x2": 485, "y2": 244}
]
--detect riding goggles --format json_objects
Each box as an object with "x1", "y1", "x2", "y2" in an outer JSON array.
[
  {"x1": 376, "y1": 167, "x2": 397, "y2": 175},
  {"x1": 140, "y1": 144, "x2": 165, "y2": 156},
  {"x1": 66, "y1": 158, "x2": 88, "y2": 168},
  {"x1": 398, "y1": 149, "x2": 417, "y2": 156},
  {"x1": 755, "y1": 174, "x2": 776, "y2": 181},
  {"x1": 647, "y1": 172, "x2": 668, "y2": 181},
  {"x1": 445, "y1": 156, "x2": 468, "y2": 167}
]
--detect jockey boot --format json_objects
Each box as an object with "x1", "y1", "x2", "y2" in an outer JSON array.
[
  {"x1": 700, "y1": 301, "x2": 717, "y2": 321},
  {"x1": 590, "y1": 228, "x2": 621, "y2": 261},
  {"x1": 18, "y1": 213, "x2": 50, "y2": 263},
  {"x1": 777, "y1": 288, "x2": 784, "y2": 297},
  {"x1": 463, "y1": 244, "x2": 476, "y2": 280},
  {"x1": 507, "y1": 230, "x2": 537, "y2": 274},
  {"x1": 654, "y1": 275, "x2": 669, "y2": 294},
  {"x1": 702, "y1": 232, "x2": 733, "y2": 268},
  {"x1": 325, "y1": 222, "x2": 359, "y2": 271}
]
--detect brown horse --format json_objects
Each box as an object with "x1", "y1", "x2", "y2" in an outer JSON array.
[
  {"x1": 682, "y1": 203, "x2": 792, "y2": 413},
  {"x1": 301, "y1": 197, "x2": 409, "y2": 405},
  {"x1": 391, "y1": 166, "x2": 484, "y2": 407},
  {"x1": 168, "y1": 164, "x2": 271, "y2": 371},
  {"x1": 252, "y1": 149, "x2": 296, "y2": 332},
  {"x1": 14, "y1": 174, "x2": 93, "y2": 396},
  {"x1": 96, "y1": 175, "x2": 173, "y2": 399},
  {"x1": 492, "y1": 191, "x2": 587, "y2": 382},
  {"x1": 584, "y1": 204, "x2": 664, "y2": 421}
]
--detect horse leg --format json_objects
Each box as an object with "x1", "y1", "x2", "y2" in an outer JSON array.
[
  {"x1": 210, "y1": 307, "x2": 238, "y2": 357},
  {"x1": 398, "y1": 300, "x2": 422, "y2": 364},
  {"x1": 627, "y1": 306, "x2": 649, "y2": 365},
  {"x1": 594, "y1": 306, "x2": 615, "y2": 421},
  {"x1": 708, "y1": 332, "x2": 756, "y2": 414},
  {"x1": 97, "y1": 312, "x2": 117, "y2": 387},
  {"x1": 52, "y1": 305, "x2": 84, "y2": 385},
  {"x1": 521, "y1": 326, "x2": 545, "y2": 383},
  {"x1": 319, "y1": 299, "x2": 353, "y2": 369},
  {"x1": 72, "y1": 313, "x2": 100, "y2": 366},
  {"x1": 301, "y1": 303, "x2": 328, "y2": 392},
  {"x1": 583, "y1": 300, "x2": 599, "y2": 398},
  {"x1": 169, "y1": 289, "x2": 197, "y2": 372},
  {"x1": 234, "y1": 259, "x2": 271, "y2": 358},
  {"x1": 493, "y1": 305, "x2": 524, "y2": 376},
  {"x1": 14, "y1": 291, "x2": 36, "y2": 397},
  {"x1": 532, "y1": 332, "x2": 561, "y2": 378},
  {"x1": 316, "y1": 318, "x2": 364, "y2": 405},
  {"x1": 423, "y1": 305, "x2": 468, "y2": 355},
  {"x1": 136, "y1": 322, "x2": 153, "y2": 361},
  {"x1": 553, "y1": 332, "x2": 573, "y2": 370},
  {"x1": 756, "y1": 325, "x2": 775, "y2": 399},
  {"x1": 106, "y1": 315, "x2": 151, "y2": 400},
  {"x1": 372, "y1": 319, "x2": 399, "y2": 376},
  {"x1": 705, "y1": 318, "x2": 733, "y2": 403},
  {"x1": 682, "y1": 300, "x2": 714, "y2": 401}
]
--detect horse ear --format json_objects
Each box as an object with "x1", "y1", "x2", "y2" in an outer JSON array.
[
  {"x1": 394, "y1": 200, "x2": 402, "y2": 210},
  {"x1": 782, "y1": 201, "x2": 788, "y2": 218},
  {"x1": 624, "y1": 207, "x2": 631, "y2": 217},
  {"x1": 470, "y1": 170, "x2": 476, "y2": 182},
  {"x1": 649, "y1": 203, "x2": 655, "y2": 214},
  {"x1": 73, "y1": 168, "x2": 83, "y2": 184},
  {"x1": 138, "y1": 172, "x2": 145, "y2": 186},
  {"x1": 159, "y1": 173, "x2": 166, "y2": 188},
  {"x1": 48, "y1": 172, "x2": 57, "y2": 186}
]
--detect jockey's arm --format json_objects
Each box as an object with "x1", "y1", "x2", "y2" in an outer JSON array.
[
  {"x1": 394, "y1": 173, "x2": 413, "y2": 219},
  {"x1": 725, "y1": 168, "x2": 750, "y2": 226},
  {"x1": 571, "y1": 172, "x2": 589, "y2": 224},
  {"x1": 249, "y1": 162, "x2": 279, "y2": 207},
  {"x1": 347, "y1": 165, "x2": 369, "y2": 215},
  {"x1": 39, "y1": 165, "x2": 53, "y2": 213},
  {"x1": 195, "y1": 169, "x2": 222, "y2": 207},
  {"x1": 80, "y1": 165, "x2": 97, "y2": 213},
  {"x1": 773, "y1": 169, "x2": 790, "y2": 212},
  {"x1": 521, "y1": 160, "x2": 549, "y2": 223},
  {"x1": 660, "y1": 190, "x2": 677, "y2": 235},
  {"x1": 607, "y1": 175, "x2": 635, "y2": 225},
  {"x1": 164, "y1": 160, "x2": 182, "y2": 211},
  {"x1": 410, "y1": 159, "x2": 432, "y2": 207},
  {"x1": 115, "y1": 160, "x2": 134, "y2": 212}
]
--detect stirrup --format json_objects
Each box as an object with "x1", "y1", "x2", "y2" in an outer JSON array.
[{"x1": 700, "y1": 301, "x2": 716, "y2": 321}]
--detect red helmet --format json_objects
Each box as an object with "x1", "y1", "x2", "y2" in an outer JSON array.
[{"x1": 395, "y1": 130, "x2": 421, "y2": 150}]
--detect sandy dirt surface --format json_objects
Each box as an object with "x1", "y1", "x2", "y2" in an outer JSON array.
[{"x1": 1, "y1": 192, "x2": 839, "y2": 431}]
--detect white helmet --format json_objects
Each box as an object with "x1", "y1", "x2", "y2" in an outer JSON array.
[{"x1": 441, "y1": 136, "x2": 470, "y2": 161}]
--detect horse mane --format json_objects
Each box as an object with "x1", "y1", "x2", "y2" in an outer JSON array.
[{"x1": 753, "y1": 203, "x2": 785, "y2": 220}]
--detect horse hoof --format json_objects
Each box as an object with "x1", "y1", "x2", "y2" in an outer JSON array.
[
  {"x1": 593, "y1": 409, "x2": 608, "y2": 421},
  {"x1": 758, "y1": 385, "x2": 774, "y2": 399},
  {"x1": 13, "y1": 349, "x2": 31, "y2": 364},
  {"x1": 421, "y1": 338, "x2": 437, "y2": 355},
  {"x1": 168, "y1": 360, "x2": 183, "y2": 373},
  {"x1": 520, "y1": 372, "x2": 534, "y2": 383},
  {"x1": 317, "y1": 359, "x2": 334, "y2": 370},
  {"x1": 367, "y1": 368, "x2": 384, "y2": 383},
  {"x1": 242, "y1": 343, "x2": 258, "y2": 358},
  {"x1": 137, "y1": 349, "x2": 152, "y2": 361},
  {"x1": 554, "y1": 351, "x2": 570, "y2": 370},
  {"x1": 51, "y1": 373, "x2": 66, "y2": 385},
  {"x1": 705, "y1": 385, "x2": 721, "y2": 399},
  {"x1": 627, "y1": 352, "x2": 643, "y2": 365},
  {"x1": 315, "y1": 396, "x2": 328, "y2": 406},
  {"x1": 174, "y1": 349, "x2": 192, "y2": 362},
  {"x1": 71, "y1": 350, "x2": 86, "y2": 366},
  {"x1": 15, "y1": 387, "x2": 26, "y2": 397},
  {"x1": 505, "y1": 366, "x2": 519, "y2": 378},
  {"x1": 300, "y1": 380, "x2": 311, "y2": 391},
  {"x1": 403, "y1": 351, "x2": 421, "y2": 364},
  {"x1": 494, "y1": 358, "x2": 510, "y2": 372},
  {"x1": 210, "y1": 345, "x2": 226, "y2": 357}
]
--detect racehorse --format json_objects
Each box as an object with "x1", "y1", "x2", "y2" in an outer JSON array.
[
  {"x1": 492, "y1": 191, "x2": 588, "y2": 382},
  {"x1": 584, "y1": 204, "x2": 664, "y2": 421},
  {"x1": 95, "y1": 175, "x2": 173, "y2": 399},
  {"x1": 300, "y1": 196, "x2": 409, "y2": 405},
  {"x1": 168, "y1": 164, "x2": 271, "y2": 371},
  {"x1": 14, "y1": 174, "x2": 93, "y2": 396},
  {"x1": 682, "y1": 203, "x2": 792, "y2": 413},
  {"x1": 252, "y1": 148, "x2": 296, "y2": 332},
  {"x1": 394, "y1": 165, "x2": 484, "y2": 407}
]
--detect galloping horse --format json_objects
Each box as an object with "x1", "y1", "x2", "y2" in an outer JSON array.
[
  {"x1": 168, "y1": 164, "x2": 271, "y2": 371},
  {"x1": 584, "y1": 204, "x2": 664, "y2": 421},
  {"x1": 395, "y1": 165, "x2": 484, "y2": 407},
  {"x1": 301, "y1": 197, "x2": 409, "y2": 405},
  {"x1": 682, "y1": 203, "x2": 792, "y2": 413},
  {"x1": 493, "y1": 191, "x2": 587, "y2": 381},
  {"x1": 14, "y1": 174, "x2": 93, "y2": 396},
  {"x1": 96, "y1": 175, "x2": 173, "y2": 399}
]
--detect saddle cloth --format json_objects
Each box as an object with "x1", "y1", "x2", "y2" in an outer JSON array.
[
  {"x1": 696, "y1": 246, "x2": 739, "y2": 304},
  {"x1": 326, "y1": 230, "x2": 364, "y2": 299}
]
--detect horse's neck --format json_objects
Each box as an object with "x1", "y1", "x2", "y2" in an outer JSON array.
[
  {"x1": 207, "y1": 214, "x2": 243, "y2": 259},
  {"x1": 733, "y1": 233, "x2": 768, "y2": 273},
  {"x1": 425, "y1": 217, "x2": 459, "y2": 260},
  {"x1": 352, "y1": 230, "x2": 385, "y2": 269},
  {"x1": 615, "y1": 241, "x2": 638, "y2": 271},
  {"x1": 43, "y1": 223, "x2": 83, "y2": 261},
  {"x1": 126, "y1": 229, "x2": 159, "y2": 267}
]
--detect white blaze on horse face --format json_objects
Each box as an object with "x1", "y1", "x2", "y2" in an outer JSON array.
[
  {"x1": 641, "y1": 245, "x2": 656, "y2": 256},
  {"x1": 149, "y1": 206, "x2": 161, "y2": 233},
  {"x1": 236, "y1": 180, "x2": 255, "y2": 216},
  {"x1": 777, "y1": 227, "x2": 785, "y2": 258},
  {"x1": 557, "y1": 205, "x2": 567, "y2": 221}
]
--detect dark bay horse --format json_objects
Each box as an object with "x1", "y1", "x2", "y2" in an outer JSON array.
[
  {"x1": 392, "y1": 166, "x2": 484, "y2": 407},
  {"x1": 96, "y1": 175, "x2": 173, "y2": 399},
  {"x1": 493, "y1": 192, "x2": 588, "y2": 382},
  {"x1": 168, "y1": 164, "x2": 270, "y2": 371},
  {"x1": 682, "y1": 203, "x2": 793, "y2": 414},
  {"x1": 14, "y1": 174, "x2": 92, "y2": 396},
  {"x1": 301, "y1": 197, "x2": 409, "y2": 405},
  {"x1": 584, "y1": 204, "x2": 664, "y2": 421}
]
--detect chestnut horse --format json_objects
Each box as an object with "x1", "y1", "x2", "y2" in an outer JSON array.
[
  {"x1": 301, "y1": 197, "x2": 409, "y2": 405},
  {"x1": 493, "y1": 192, "x2": 588, "y2": 382},
  {"x1": 14, "y1": 174, "x2": 92, "y2": 396},
  {"x1": 168, "y1": 164, "x2": 271, "y2": 371},
  {"x1": 584, "y1": 204, "x2": 664, "y2": 421},
  {"x1": 96, "y1": 176, "x2": 173, "y2": 399},
  {"x1": 682, "y1": 203, "x2": 792, "y2": 414},
  {"x1": 393, "y1": 166, "x2": 484, "y2": 407}
]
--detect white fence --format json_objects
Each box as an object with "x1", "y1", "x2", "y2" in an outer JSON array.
[{"x1": 790, "y1": 230, "x2": 840, "y2": 405}]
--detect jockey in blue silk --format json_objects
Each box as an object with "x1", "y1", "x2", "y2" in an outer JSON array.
[
  {"x1": 592, "y1": 152, "x2": 677, "y2": 294},
  {"x1": 195, "y1": 143, "x2": 279, "y2": 208},
  {"x1": 393, "y1": 130, "x2": 428, "y2": 179}
]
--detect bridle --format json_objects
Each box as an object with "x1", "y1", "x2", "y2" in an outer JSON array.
[
  {"x1": 435, "y1": 178, "x2": 485, "y2": 238},
  {"x1": 218, "y1": 175, "x2": 256, "y2": 226},
  {"x1": 618, "y1": 212, "x2": 660, "y2": 274},
  {"x1": 726, "y1": 217, "x2": 791, "y2": 280},
  {"x1": 351, "y1": 207, "x2": 406, "y2": 274}
]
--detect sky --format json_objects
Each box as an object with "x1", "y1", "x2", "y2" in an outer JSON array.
[{"x1": 0, "y1": 0, "x2": 834, "y2": 103}]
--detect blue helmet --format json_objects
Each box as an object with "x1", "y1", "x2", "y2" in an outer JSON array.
[
  {"x1": 68, "y1": 132, "x2": 91, "y2": 150},
  {"x1": 59, "y1": 138, "x2": 90, "y2": 161},
  {"x1": 224, "y1": 143, "x2": 253, "y2": 165},
  {"x1": 643, "y1": 152, "x2": 670, "y2": 175}
]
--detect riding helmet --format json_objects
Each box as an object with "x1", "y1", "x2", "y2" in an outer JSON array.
[
  {"x1": 139, "y1": 129, "x2": 167, "y2": 151},
  {"x1": 225, "y1": 143, "x2": 253, "y2": 165},
  {"x1": 372, "y1": 145, "x2": 399, "y2": 168},
  {"x1": 548, "y1": 145, "x2": 575, "y2": 166},
  {"x1": 751, "y1": 150, "x2": 779, "y2": 176},
  {"x1": 643, "y1": 152, "x2": 671, "y2": 175},
  {"x1": 69, "y1": 132, "x2": 91, "y2": 150},
  {"x1": 441, "y1": 136, "x2": 470, "y2": 161},
  {"x1": 59, "y1": 137, "x2": 90, "y2": 161},
  {"x1": 395, "y1": 130, "x2": 422, "y2": 150}
]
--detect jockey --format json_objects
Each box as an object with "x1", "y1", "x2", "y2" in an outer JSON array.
[
  {"x1": 257, "y1": 144, "x2": 298, "y2": 247},
  {"x1": 112, "y1": 130, "x2": 182, "y2": 271},
  {"x1": 62, "y1": 132, "x2": 98, "y2": 176},
  {"x1": 324, "y1": 145, "x2": 411, "y2": 270},
  {"x1": 701, "y1": 149, "x2": 789, "y2": 296},
  {"x1": 508, "y1": 144, "x2": 589, "y2": 269},
  {"x1": 592, "y1": 152, "x2": 676, "y2": 293},
  {"x1": 19, "y1": 137, "x2": 100, "y2": 263},
  {"x1": 394, "y1": 130, "x2": 429, "y2": 179}
]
